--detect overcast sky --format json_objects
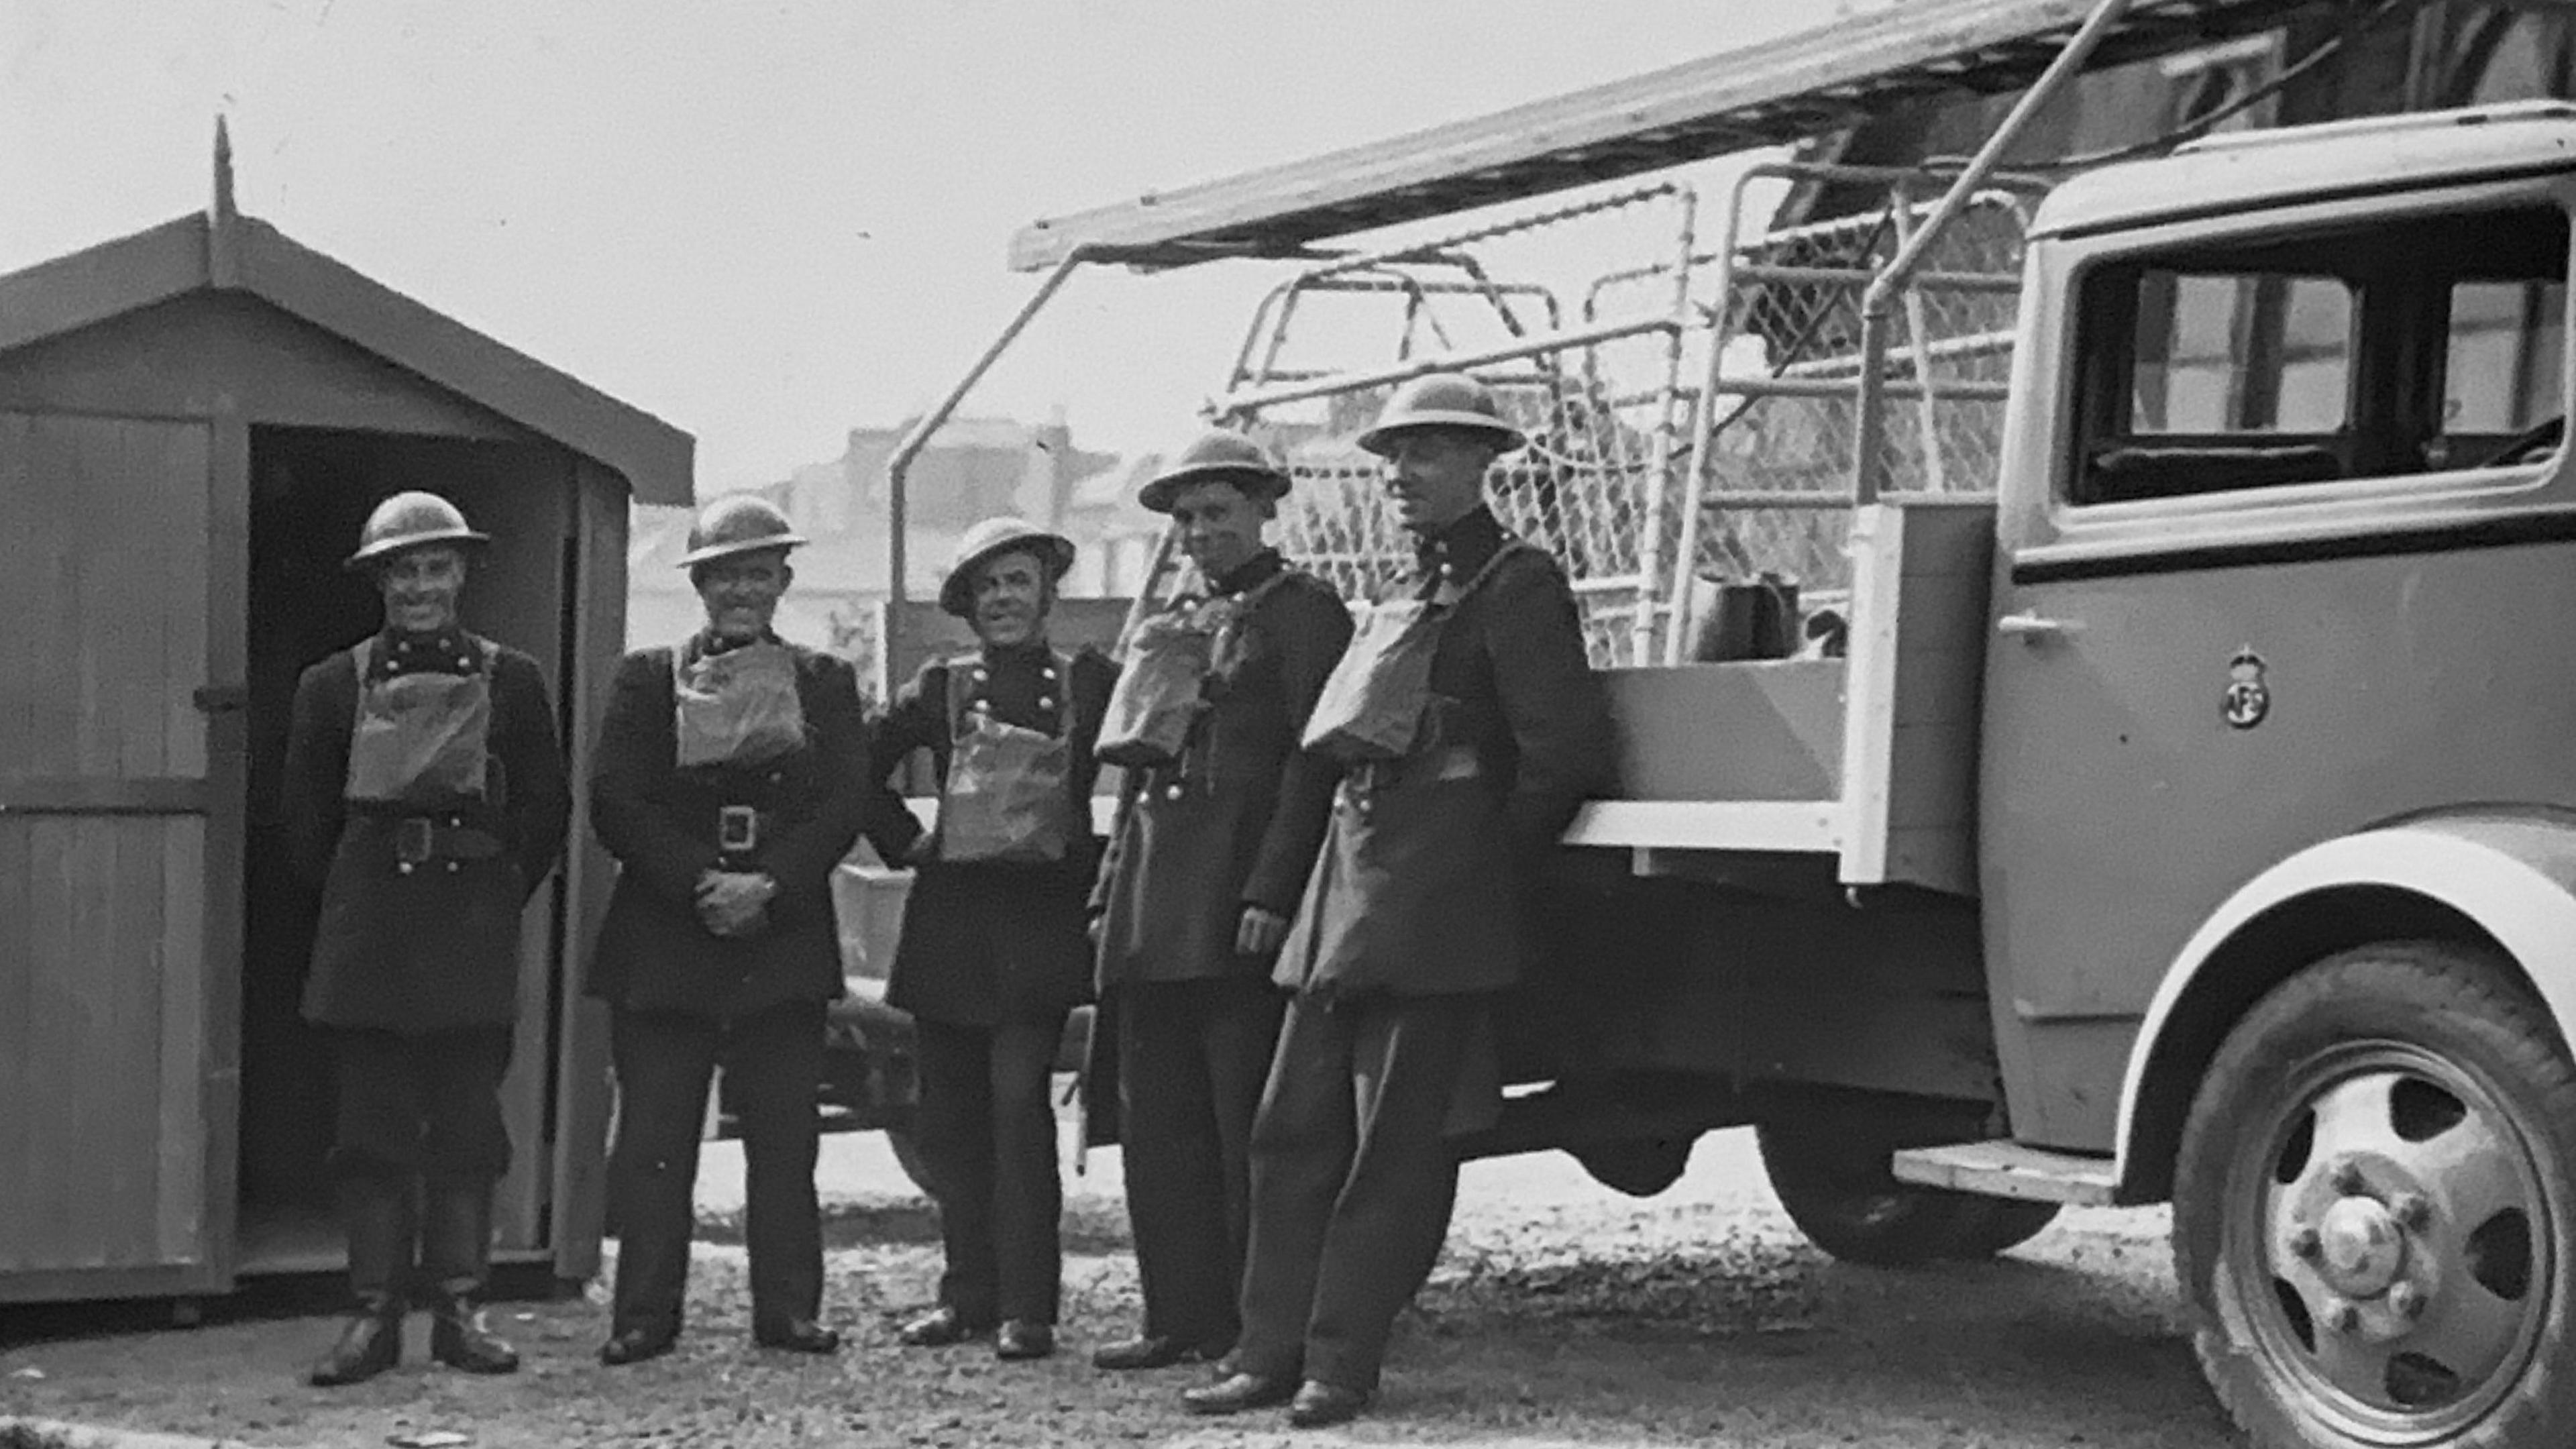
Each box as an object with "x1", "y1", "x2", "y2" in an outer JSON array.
[{"x1": 5, "y1": 0, "x2": 1873, "y2": 496}]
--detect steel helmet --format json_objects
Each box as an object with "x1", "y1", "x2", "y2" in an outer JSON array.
[
  {"x1": 679, "y1": 494, "x2": 807, "y2": 569},
  {"x1": 344, "y1": 490, "x2": 490, "y2": 570},
  {"x1": 940, "y1": 516, "x2": 1076, "y2": 618},
  {"x1": 1354, "y1": 371, "x2": 1526, "y2": 458},
  {"x1": 1138, "y1": 427, "x2": 1293, "y2": 514}
]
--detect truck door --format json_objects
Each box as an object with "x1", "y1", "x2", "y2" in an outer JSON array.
[{"x1": 1978, "y1": 188, "x2": 2576, "y2": 1152}]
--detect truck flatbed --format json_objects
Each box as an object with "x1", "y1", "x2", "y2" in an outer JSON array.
[{"x1": 1566, "y1": 496, "x2": 1994, "y2": 897}]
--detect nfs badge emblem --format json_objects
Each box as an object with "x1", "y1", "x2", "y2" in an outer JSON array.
[{"x1": 2223, "y1": 647, "x2": 2270, "y2": 730}]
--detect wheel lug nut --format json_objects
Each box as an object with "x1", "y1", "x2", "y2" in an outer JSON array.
[
  {"x1": 2326, "y1": 1299, "x2": 2361, "y2": 1333},
  {"x1": 2391, "y1": 1193, "x2": 2432, "y2": 1230},
  {"x1": 2286, "y1": 1227, "x2": 2322, "y2": 1259},
  {"x1": 2390, "y1": 1285, "x2": 2428, "y2": 1320},
  {"x1": 2330, "y1": 1163, "x2": 2368, "y2": 1195}
]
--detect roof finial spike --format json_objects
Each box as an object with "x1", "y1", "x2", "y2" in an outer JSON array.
[{"x1": 211, "y1": 113, "x2": 236, "y2": 225}]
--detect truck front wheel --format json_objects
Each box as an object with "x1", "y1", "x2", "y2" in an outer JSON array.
[{"x1": 2174, "y1": 942, "x2": 2576, "y2": 1449}]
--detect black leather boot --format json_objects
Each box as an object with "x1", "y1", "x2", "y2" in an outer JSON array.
[
  {"x1": 309, "y1": 1176, "x2": 411, "y2": 1387},
  {"x1": 420, "y1": 1178, "x2": 519, "y2": 1375}
]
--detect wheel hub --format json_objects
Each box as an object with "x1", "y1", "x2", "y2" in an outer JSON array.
[{"x1": 2314, "y1": 1191, "x2": 2407, "y2": 1299}]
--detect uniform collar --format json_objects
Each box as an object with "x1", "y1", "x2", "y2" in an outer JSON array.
[
  {"x1": 1411, "y1": 504, "x2": 1503, "y2": 583},
  {"x1": 977, "y1": 635, "x2": 1057, "y2": 667},
  {"x1": 1207, "y1": 548, "x2": 1285, "y2": 598},
  {"x1": 373, "y1": 625, "x2": 476, "y2": 674},
  {"x1": 693, "y1": 627, "x2": 780, "y2": 659}
]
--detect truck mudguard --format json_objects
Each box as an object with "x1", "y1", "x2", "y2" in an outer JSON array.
[{"x1": 2115, "y1": 810, "x2": 2576, "y2": 1200}]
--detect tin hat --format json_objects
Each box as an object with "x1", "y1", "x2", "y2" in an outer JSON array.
[
  {"x1": 940, "y1": 516, "x2": 1077, "y2": 617},
  {"x1": 1354, "y1": 372, "x2": 1526, "y2": 458},
  {"x1": 680, "y1": 494, "x2": 807, "y2": 569},
  {"x1": 1138, "y1": 427, "x2": 1293, "y2": 514},
  {"x1": 345, "y1": 491, "x2": 490, "y2": 570}
]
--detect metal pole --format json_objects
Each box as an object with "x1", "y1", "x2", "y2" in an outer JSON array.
[
  {"x1": 1854, "y1": 0, "x2": 2134, "y2": 499},
  {"x1": 1888, "y1": 185, "x2": 1954, "y2": 496},
  {"x1": 1661, "y1": 164, "x2": 1766, "y2": 665},
  {"x1": 883, "y1": 246, "x2": 1099, "y2": 606}
]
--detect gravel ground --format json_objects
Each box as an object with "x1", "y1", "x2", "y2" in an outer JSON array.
[{"x1": 0, "y1": 1123, "x2": 2239, "y2": 1448}]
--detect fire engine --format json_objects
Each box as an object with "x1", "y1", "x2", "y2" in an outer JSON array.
[{"x1": 868, "y1": 1, "x2": 2576, "y2": 1444}]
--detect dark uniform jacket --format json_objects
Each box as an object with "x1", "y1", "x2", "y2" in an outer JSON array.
[
  {"x1": 284, "y1": 628, "x2": 570, "y2": 1032},
  {"x1": 865, "y1": 640, "x2": 1117, "y2": 1026},
  {"x1": 1274, "y1": 506, "x2": 1612, "y2": 1000},
  {"x1": 587, "y1": 637, "x2": 869, "y2": 1018},
  {"x1": 1091, "y1": 551, "x2": 1352, "y2": 987}
]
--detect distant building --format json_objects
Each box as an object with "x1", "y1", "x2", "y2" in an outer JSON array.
[{"x1": 629, "y1": 413, "x2": 1155, "y2": 674}]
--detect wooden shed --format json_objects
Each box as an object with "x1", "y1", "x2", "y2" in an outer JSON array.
[{"x1": 0, "y1": 148, "x2": 692, "y2": 1305}]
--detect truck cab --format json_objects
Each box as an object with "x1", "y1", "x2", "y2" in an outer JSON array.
[{"x1": 1534, "y1": 104, "x2": 2576, "y2": 1449}]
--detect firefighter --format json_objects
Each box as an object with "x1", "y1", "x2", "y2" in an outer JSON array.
[
  {"x1": 588, "y1": 494, "x2": 870, "y2": 1366},
  {"x1": 867, "y1": 517, "x2": 1118, "y2": 1363},
  {"x1": 1087, "y1": 429, "x2": 1353, "y2": 1372},
  {"x1": 282, "y1": 490, "x2": 570, "y2": 1387},
  {"x1": 1182, "y1": 374, "x2": 1611, "y2": 1427}
]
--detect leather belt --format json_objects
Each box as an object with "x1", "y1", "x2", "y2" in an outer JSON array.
[
  {"x1": 1344, "y1": 745, "x2": 1481, "y2": 802},
  {"x1": 384, "y1": 815, "x2": 505, "y2": 872}
]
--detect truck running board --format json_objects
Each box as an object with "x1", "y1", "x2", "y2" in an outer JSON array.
[{"x1": 1889, "y1": 1140, "x2": 2118, "y2": 1205}]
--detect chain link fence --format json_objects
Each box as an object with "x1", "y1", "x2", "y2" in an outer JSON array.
[{"x1": 1214, "y1": 166, "x2": 2040, "y2": 667}]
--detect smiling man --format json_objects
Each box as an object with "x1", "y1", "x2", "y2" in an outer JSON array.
[
  {"x1": 586, "y1": 494, "x2": 870, "y2": 1366},
  {"x1": 281, "y1": 490, "x2": 570, "y2": 1387},
  {"x1": 1087, "y1": 428, "x2": 1352, "y2": 1373},
  {"x1": 1185, "y1": 374, "x2": 1611, "y2": 1428},
  {"x1": 865, "y1": 517, "x2": 1118, "y2": 1363}
]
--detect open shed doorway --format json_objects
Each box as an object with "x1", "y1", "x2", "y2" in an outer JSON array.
[{"x1": 238, "y1": 425, "x2": 575, "y2": 1275}]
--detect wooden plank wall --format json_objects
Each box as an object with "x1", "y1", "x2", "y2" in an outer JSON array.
[
  {"x1": 0, "y1": 412, "x2": 219, "y2": 1287},
  {"x1": 1836, "y1": 498, "x2": 1995, "y2": 897},
  {"x1": 549, "y1": 459, "x2": 630, "y2": 1283}
]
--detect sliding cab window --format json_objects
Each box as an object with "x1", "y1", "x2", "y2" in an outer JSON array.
[{"x1": 2068, "y1": 204, "x2": 2571, "y2": 507}]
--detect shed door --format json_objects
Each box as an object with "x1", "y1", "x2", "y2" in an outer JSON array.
[{"x1": 0, "y1": 412, "x2": 238, "y2": 1299}]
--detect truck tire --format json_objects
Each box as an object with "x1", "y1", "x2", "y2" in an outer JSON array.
[
  {"x1": 2172, "y1": 941, "x2": 2576, "y2": 1449},
  {"x1": 1944, "y1": 1197, "x2": 2063, "y2": 1259},
  {"x1": 1756, "y1": 1121, "x2": 1991, "y2": 1267},
  {"x1": 1571, "y1": 1136, "x2": 1695, "y2": 1197}
]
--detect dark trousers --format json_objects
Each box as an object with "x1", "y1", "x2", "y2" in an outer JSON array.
[
  {"x1": 1233, "y1": 992, "x2": 1487, "y2": 1394},
  {"x1": 327, "y1": 1026, "x2": 514, "y2": 1301},
  {"x1": 606, "y1": 1000, "x2": 825, "y2": 1337},
  {"x1": 329, "y1": 1026, "x2": 515, "y2": 1181},
  {"x1": 1118, "y1": 979, "x2": 1286, "y2": 1349},
  {"x1": 914, "y1": 1013, "x2": 1068, "y2": 1325}
]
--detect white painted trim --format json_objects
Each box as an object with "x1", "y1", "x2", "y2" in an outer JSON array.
[
  {"x1": 1562, "y1": 798, "x2": 1842, "y2": 852},
  {"x1": 2114, "y1": 820, "x2": 2576, "y2": 1187},
  {"x1": 1837, "y1": 504, "x2": 1901, "y2": 883}
]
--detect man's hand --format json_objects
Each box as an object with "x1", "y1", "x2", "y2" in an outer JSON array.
[
  {"x1": 695, "y1": 870, "x2": 776, "y2": 938},
  {"x1": 1235, "y1": 905, "x2": 1289, "y2": 957}
]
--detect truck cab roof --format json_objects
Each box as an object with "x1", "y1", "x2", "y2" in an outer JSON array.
[{"x1": 2029, "y1": 101, "x2": 2576, "y2": 241}]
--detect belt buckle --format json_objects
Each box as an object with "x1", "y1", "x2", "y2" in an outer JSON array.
[
  {"x1": 718, "y1": 804, "x2": 759, "y2": 854},
  {"x1": 394, "y1": 816, "x2": 435, "y2": 867}
]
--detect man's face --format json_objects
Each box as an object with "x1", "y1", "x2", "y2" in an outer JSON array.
[
  {"x1": 1378, "y1": 429, "x2": 1495, "y2": 533},
  {"x1": 1169, "y1": 479, "x2": 1270, "y2": 582},
  {"x1": 377, "y1": 546, "x2": 468, "y2": 635},
  {"x1": 971, "y1": 549, "x2": 1050, "y2": 647},
  {"x1": 694, "y1": 551, "x2": 792, "y2": 642}
]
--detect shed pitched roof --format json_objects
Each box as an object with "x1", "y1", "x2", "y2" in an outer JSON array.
[
  {"x1": 1008, "y1": 0, "x2": 2322, "y2": 272},
  {"x1": 0, "y1": 209, "x2": 694, "y2": 504}
]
